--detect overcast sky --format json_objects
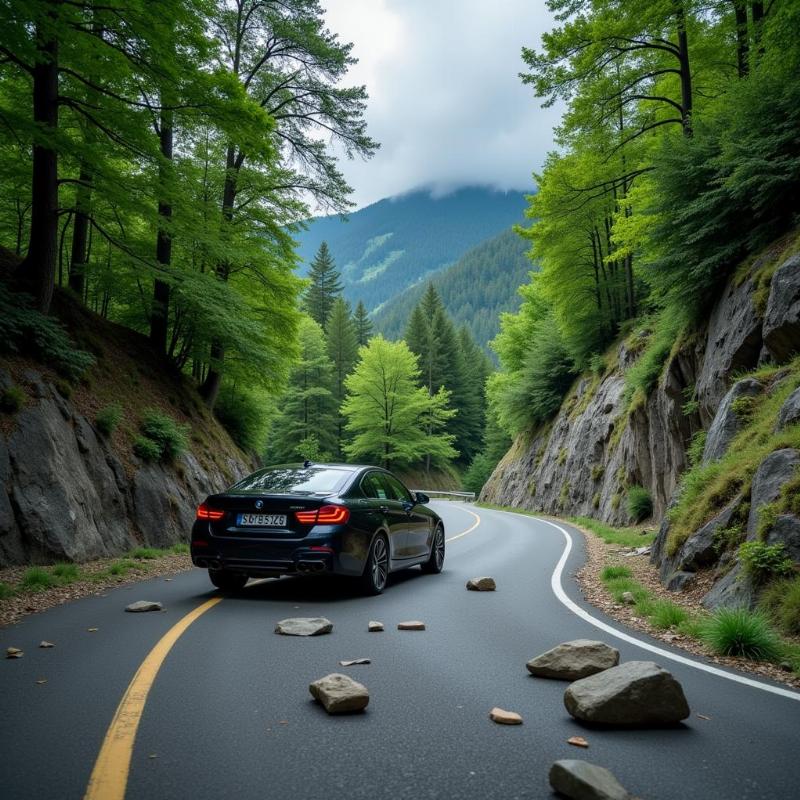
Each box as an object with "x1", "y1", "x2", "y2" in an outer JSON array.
[{"x1": 321, "y1": 0, "x2": 562, "y2": 210}]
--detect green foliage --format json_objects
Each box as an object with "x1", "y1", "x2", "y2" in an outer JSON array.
[
  {"x1": 51, "y1": 563, "x2": 79, "y2": 581},
  {"x1": 133, "y1": 437, "x2": 162, "y2": 462},
  {"x1": 624, "y1": 313, "x2": 686, "y2": 403},
  {"x1": 96, "y1": 403, "x2": 122, "y2": 437},
  {"x1": 592, "y1": 492, "x2": 600, "y2": 510},
  {"x1": 108, "y1": 559, "x2": 136, "y2": 576},
  {"x1": 700, "y1": 608, "x2": 783, "y2": 661},
  {"x1": 591, "y1": 464, "x2": 605, "y2": 481},
  {"x1": 759, "y1": 576, "x2": 800, "y2": 637},
  {"x1": 0, "y1": 582, "x2": 14, "y2": 599},
  {"x1": 0, "y1": 385, "x2": 25, "y2": 413},
  {"x1": 687, "y1": 430, "x2": 707, "y2": 468},
  {"x1": 352, "y1": 301, "x2": 373, "y2": 347},
  {"x1": 626, "y1": 485, "x2": 653, "y2": 522},
  {"x1": 601, "y1": 565, "x2": 632, "y2": 581},
  {"x1": 0, "y1": 285, "x2": 94, "y2": 379},
  {"x1": 342, "y1": 336, "x2": 457, "y2": 470},
  {"x1": 21, "y1": 567, "x2": 55, "y2": 591},
  {"x1": 739, "y1": 541, "x2": 794, "y2": 584},
  {"x1": 304, "y1": 242, "x2": 342, "y2": 330},
  {"x1": 648, "y1": 599, "x2": 688, "y2": 630},
  {"x1": 214, "y1": 385, "x2": 273, "y2": 454},
  {"x1": 138, "y1": 409, "x2": 189, "y2": 462},
  {"x1": 574, "y1": 517, "x2": 654, "y2": 548},
  {"x1": 128, "y1": 547, "x2": 161, "y2": 560}
]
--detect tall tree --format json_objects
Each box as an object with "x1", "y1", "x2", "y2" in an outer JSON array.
[
  {"x1": 342, "y1": 336, "x2": 456, "y2": 470},
  {"x1": 325, "y1": 295, "x2": 358, "y2": 457},
  {"x1": 305, "y1": 241, "x2": 342, "y2": 329},
  {"x1": 352, "y1": 299, "x2": 373, "y2": 346}
]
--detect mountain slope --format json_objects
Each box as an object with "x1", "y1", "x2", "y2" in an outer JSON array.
[
  {"x1": 373, "y1": 227, "x2": 534, "y2": 351},
  {"x1": 293, "y1": 186, "x2": 529, "y2": 313}
]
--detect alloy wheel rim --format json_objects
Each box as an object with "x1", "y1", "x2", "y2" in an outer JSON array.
[
  {"x1": 372, "y1": 538, "x2": 388, "y2": 589},
  {"x1": 434, "y1": 528, "x2": 445, "y2": 568}
]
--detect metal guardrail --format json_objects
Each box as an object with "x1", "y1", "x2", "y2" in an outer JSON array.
[{"x1": 413, "y1": 489, "x2": 475, "y2": 502}]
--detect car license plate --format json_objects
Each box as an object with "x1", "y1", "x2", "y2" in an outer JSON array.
[{"x1": 236, "y1": 513, "x2": 287, "y2": 527}]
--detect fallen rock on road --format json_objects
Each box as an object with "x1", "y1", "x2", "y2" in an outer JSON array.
[
  {"x1": 309, "y1": 673, "x2": 369, "y2": 714},
  {"x1": 527, "y1": 640, "x2": 619, "y2": 680},
  {"x1": 549, "y1": 759, "x2": 632, "y2": 800},
  {"x1": 489, "y1": 707, "x2": 523, "y2": 725},
  {"x1": 275, "y1": 617, "x2": 333, "y2": 636},
  {"x1": 125, "y1": 600, "x2": 163, "y2": 613},
  {"x1": 466, "y1": 576, "x2": 496, "y2": 591}
]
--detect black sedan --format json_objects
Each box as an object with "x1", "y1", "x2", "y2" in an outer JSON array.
[{"x1": 190, "y1": 463, "x2": 445, "y2": 594}]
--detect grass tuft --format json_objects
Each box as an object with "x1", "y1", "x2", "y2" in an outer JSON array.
[
  {"x1": 700, "y1": 607, "x2": 783, "y2": 660},
  {"x1": 0, "y1": 581, "x2": 15, "y2": 599},
  {"x1": 649, "y1": 599, "x2": 689, "y2": 629},
  {"x1": 601, "y1": 565, "x2": 632, "y2": 581},
  {"x1": 759, "y1": 576, "x2": 800, "y2": 636},
  {"x1": 21, "y1": 567, "x2": 56, "y2": 591},
  {"x1": 51, "y1": 562, "x2": 79, "y2": 582},
  {"x1": 128, "y1": 547, "x2": 161, "y2": 560},
  {"x1": 572, "y1": 517, "x2": 655, "y2": 548}
]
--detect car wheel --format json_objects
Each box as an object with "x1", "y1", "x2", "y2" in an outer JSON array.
[
  {"x1": 360, "y1": 532, "x2": 389, "y2": 595},
  {"x1": 420, "y1": 524, "x2": 445, "y2": 574},
  {"x1": 208, "y1": 568, "x2": 248, "y2": 592}
]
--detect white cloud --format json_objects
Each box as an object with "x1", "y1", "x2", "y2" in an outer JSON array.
[{"x1": 321, "y1": 0, "x2": 562, "y2": 209}]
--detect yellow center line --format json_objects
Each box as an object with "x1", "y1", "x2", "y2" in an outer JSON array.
[
  {"x1": 446, "y1": 508, "x2": 481, "y2": 542},
  {"x1": 84, "y1": 596, "x2": 223, "y2": 800}
]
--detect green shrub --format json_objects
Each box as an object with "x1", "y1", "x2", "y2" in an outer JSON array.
[
  {"x1": 573, "y1": 517, "x2": 654, "y2": 548},
  {"x1": 0, "y1": 284, "x2": 94, "y2": 379},
  {"x1": 713, "y1": 523, "x2": 745, "y2": 554},
  {"x1": 0, "y1": 582, "x2": 14, "y2": 599},
  {"x1": 169, "y1": 542, "x2": 190, "y2": 554},
  {"x1": 589, "y1": 353, "x2": 606, "y2": 376},
  {"x1": 687, "y1": 430, "x2": 707, "y2": 467},
  {"x1": 109, "y1": 559, "x2": 137, "y2": 576},
  {"x1": 139, "y1": 409, "x2": 188, "y2": 461},
  {"x1": 0, "y1": 385, "x2": 25, "y2": 413},
  {"x1": 590, "y1": 464, "x2": 604, "y2": 481},
  {"x1": 624, "y1": 311, "x2": 686, "y2": 402},
  {"x1": 759, "y1": 576, "x2": 800, "y2": 636},
  {"x1": 611, "y1": 492, "x2": 621, "y2": 510},
  {"x1": 21, "y1": 567, "x2": 55, "y2": 591},
  {"x1": 96, "y1": 403, "x2": 123, "y2": 437},
  {"x1": 739, "y1": 540, "x2": 794, "y2": 584},
  {"x1": 677, "y1": 615, "x2": 707, "y2": 638},
  {"x1": 592, "y1": 492, "x2": 601, "y2": 510},
  {"x1": 701, "y1": 607, "x2": 782, "y2": 660},
  {"x1": 214, "y1": 385, "x2": 272, "y2": 453},
  {"x1": 649, "y1": 599, "x2": 689, "y2": 630},
  {"x1": 627, "y1": 485, "x2": 653, "y2": 522},
  {"x1": 133, "y1": 436, "x2": 162, "y2": 462},
  {"x1": 601, "y1": 565, "x2": 632, "y2": 581},
  {"x1": 52, "y1": 563, "x2": 79, "y2": 582},
  {"x1": 681, "y1": 384, "x2": 699, "y2": 416}
]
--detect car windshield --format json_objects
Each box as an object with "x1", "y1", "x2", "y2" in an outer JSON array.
[{"x1": 231, "y1": 466, "x2": 352, "y2": 495}]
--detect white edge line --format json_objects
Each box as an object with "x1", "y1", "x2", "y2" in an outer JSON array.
[
  {"x1": 493, "y1": 507, "x2": 800, "y2": 702},
  {"x1": 445, "y1": 508, "x2": 481, "y2": 542}
]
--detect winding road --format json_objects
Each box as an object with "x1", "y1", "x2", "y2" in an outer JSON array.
[{"x1": 2, "y1": 503, "x2": 799, "y2": 799}]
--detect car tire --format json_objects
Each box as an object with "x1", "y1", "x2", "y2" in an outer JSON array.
[
  {"x1": 360, "y1": 532, "x2": 389, "y2": 595},
  {"x1": 420, "y1": 524, "x2": 445, "y2": 574},
  {"x1": 208, "y1": 568, "x2": 248, "y2": 592}
]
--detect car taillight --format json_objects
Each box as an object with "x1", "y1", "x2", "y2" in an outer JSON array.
[
  {"x1": 196, "y1": 503, "x2": 224, "y2": 521},
  {"x1": 294, "y1": 505, "x2": 350, "y2": 525}
]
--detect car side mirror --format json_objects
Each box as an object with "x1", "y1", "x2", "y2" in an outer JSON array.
[{"x1": 414, "y1": 491, "x2": 429, "y2": 505}]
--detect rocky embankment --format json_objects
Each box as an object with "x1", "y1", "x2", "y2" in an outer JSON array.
[
  {"x1": 482, "y1": 241, "x2": 800, "y2": 609},
  {"x1": 0, "y1": 366, "x2": 247, "y2": 566}
]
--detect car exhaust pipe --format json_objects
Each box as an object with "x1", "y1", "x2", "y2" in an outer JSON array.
[
  {"x1": 297, "y1": 562, "x2": 310, "y2": 573},
  {"x1": 311, "y1": 561, "x2": 325, "y2": 573}
]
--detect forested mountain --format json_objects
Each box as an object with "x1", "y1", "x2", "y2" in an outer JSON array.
[
  {"x1": 293, "y1": 187, "x2": 528, "y2": 313},
  {"x1": 374, "y1": 227, "x2": 533, "y2": 351}
]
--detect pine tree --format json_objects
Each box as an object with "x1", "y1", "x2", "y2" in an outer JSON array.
[
  {"x1": 325, "y1": 296, "x2": 358, "y2": 457},
  {"x1": 305, "y1": 242, "x2": 343, "y2": 329},
  {"x1": 352, "y1": 300, "x2": 373, "y2": 346},
  {"x1": 342, "y1": 337, "x2": 457, "y2": 469},
  {"x1": 269, "y1": 317, "x2": 337, "y2": 462}
]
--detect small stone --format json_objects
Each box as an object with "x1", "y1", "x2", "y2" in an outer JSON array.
[
  {"x1": 309, "y1": 673, "x2": 369, "y2": 714},
  {"x1": 621, "y1": 592, "x2": 636, "y2": 605},
  {"x1": 696, "y1": 713, "x2": 711, "y2": 720},
  {"x1": 489, "y1": 707, "x2": 523, "y2": 725},
  {"x1": 164, "y1": 578, "x2": 172, "y2": 582},
  {"x1": 368, "y1": 621, "x2": 384, "y2": 632},
  {"x1": 36, "y1": 679, "x2": 47, "y2": 685},
  {"x1": 567, "y1": 736, "x2": 589, "y2": 748},
  {"x1": 87, "y1": 628, "x2": 98, "y2": 632},
  {"x1": 148, "y1": 754, "x2": 158, "y2": 759},
  {"x1": 39, "y1": 641, "x2": 55, "y2": 648},
  {"x1": 549, "y1": 760, "x2": 632, "y2": 800},
  {"x1": 125, "y1": 601, "x2": 163, "y2": 613},
  {"x1": 466, "y1": 576, "x2": 496, "y2": 591},
  {"x1": 397, "y1": 620, "x2": 425, "y2": 630},
  {"x1": 275, "y1": 617, "x2": 333, "y2": 636},
  {"x1": 6, "y1": 647, "x2": 23, "y2": 659},
  {"x1": 780, "y1": 661, "x2": 793, "y2": 672},
  {"x1": 339, "y1": 658, "x2": 371, "y2": 666}
]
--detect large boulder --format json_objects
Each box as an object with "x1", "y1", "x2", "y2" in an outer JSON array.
[
  {"x1": 563, "y1": 661, "x2": 690, "y2": 725},
  {"x1": 763, "y1": 514, "x2": 800, "y2": 564},
  {"x1": 776, "y1": 387, "x2": 800, "y2": 432},
  {"x1": 702, "y1": 379, "x2": 763, "y2": 465},
  {"x1": 548, "y1": 760, "x2": 632, "y2": 800},
  {"x1": 309, "y1": 673, "x2": 369, "y2": 714},
  {"x1": 747, "y1": 449, "x2": 800, "y2": 537},
  {"x1": 701, "y1": 563, "x2": 755, "y2": 610},
  {"x1": 763, "y1": 255, "x2": 800, "y2": 363},
  {"x1": 527, "y1": 640, "x2": 620, "y2": 680}
]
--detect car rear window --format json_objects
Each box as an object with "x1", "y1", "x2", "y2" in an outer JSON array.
[{"x1": 231, "y1": 467, "x2": 352, "y2": 495}]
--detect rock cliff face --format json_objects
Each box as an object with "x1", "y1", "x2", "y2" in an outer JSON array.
[
  {"x1": 0, "y1": 367, "x2": 248, "y2": 566},
  {"x1": 482, "y1": 243, "x2": 800, "y2": 608}
]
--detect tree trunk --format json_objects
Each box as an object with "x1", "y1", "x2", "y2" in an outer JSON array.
[
  {"x1": 732, "y1": 1, "x2": 749, "y2": 77},
  {"x1": 675, "y1": 3, "x2": 693, "y2": 136},
  {"x1": 19, "y1": 9, "x2": 59, "y2": 313},
  {"x1": 150, "y1": 106, "x2": 173, "y2": 353},
  {"x1": 68, "y1": 165, "x2": 92, "y2": 295}
]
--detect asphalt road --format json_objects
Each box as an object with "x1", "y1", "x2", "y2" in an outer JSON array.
[{"x1": 2, "y1": 503, "x2": 799, "y2": 800}]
